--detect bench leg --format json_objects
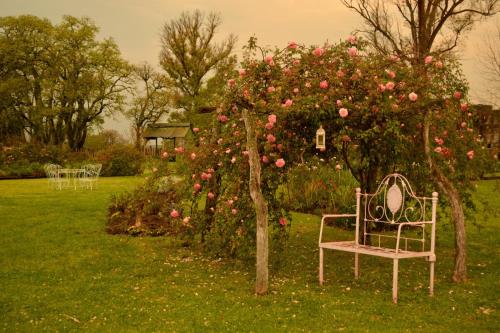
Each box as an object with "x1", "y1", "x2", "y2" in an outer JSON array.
[
  {"x1": 392, "y1": 259, "x2": 399, "y2": 304},
  {"x1": 319, "y1": 247, "x2": 324, "y2": 286},
  {"x1": 429, "y1": 261, "x2": 435, "y2": 296},
  {"x1": 354, "y1": 253, "x2": 359, "y2": 279}
]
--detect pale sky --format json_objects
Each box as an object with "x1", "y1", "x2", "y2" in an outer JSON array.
[{"x1": 1, "y1": 0, "x2": 496, "y2": 139}]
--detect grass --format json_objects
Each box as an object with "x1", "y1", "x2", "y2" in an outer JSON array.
[{"x1": 0, "y1": 177, "x2": 499, "y2": 332}]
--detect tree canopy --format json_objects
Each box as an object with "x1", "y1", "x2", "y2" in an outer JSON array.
[{"x1": 0, "y1": 15, "x2": 131, "y2": 150}]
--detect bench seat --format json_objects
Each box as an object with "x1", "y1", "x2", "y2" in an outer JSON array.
[{"x1": 320, "y1": 241, "x2": 433, "y2": 259}]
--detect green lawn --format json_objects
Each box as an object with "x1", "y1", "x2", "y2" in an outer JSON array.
[{"x1": 0, "y1": 177, "x2": 499, "y2": 332}]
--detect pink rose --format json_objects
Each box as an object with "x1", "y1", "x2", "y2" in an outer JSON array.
[
  {"x1": 409, "y1": 92, "x2": 418, "y2": 102},
  {"x1": 218, "y1": 115, "x2": 229, "y2": 123},
  {"x1": 336, "y1": 70, "x2": 345, "y2": 78},
  {"x1": 346, "y1": 35, "x2": 357, "y2": 44},
  {"x1": 313, "y1": 47, "x2": 324, "y2": 57},
  {"x1": 293, "y1": 87, "x2": 299, "y2": 94},
  {"x1": 339, "y1": 108, "x2": 349, "y2": 118},
  {"x1": 348, "y1": 47, "x2": 358, "y2": 57},
  {"x1": 385, "y1": 69, "x2": 396, "y2": 78},
  {"x1": 239, "y1": 69, "x2": 246, "y2": 77},
  {"x1": 231, "y1": 208, "x2": 238, "y2": 215},
  {"x1": 461, "y1": 122, "x2": 467, "y2": 128},
  {"x1": 207, "y1": 192, "x2": 215, "y2": 199},
  {"x1": 277, "y1": 143, "x2": 283, "y2": 151},
  {"x1": 265, "y1": 122, "x2": 274, "y2": 130},
  {"x1": 453, "y1": 91, "x2": 462, "y2": 100},
  {"x1": 193, "y1": 183, "x2": 202, "y2": 191},
  {"x1": 265, "y1": 55, "x2": 274, "y2": 66},
  {"x1": 434, "y1": 147, "x2": 443, "y2": 154},
  {"x1": 336, "y1": 99, "x2": 343, "y2": 107},
  {"x1": 192, "y1": 127, "x2": 199, "y2": 133},
  {"x1": 190, "y1": 152, "x2": 196, "y2": 160},
  {"x1": 288, "y1": 41, "x2": 298, "y2": 49},
  {"x1": 174, "y1": 147, "x2": 185, "y2": 153},
  {"x1": 389, "y1": 54, "x2": 400, "y2": 62},
  {"x1": 161, "y1": 151, "x2": 168, "y2": 159},
  {"x1": 283, "y1": 99, "x2": 293, "y2": 108},
  {"x1": 319, "y1": 80, "x2": 329, "y2": 89},
  {"x1": 170, "y1": 209, "x2": 180, "y2": 218},
  {"x1": 267, "y1": 86, "x2": 275, "y2": 93},
  {"x1": 242, "y1": 150, "x2": 249, "y2": 156},
  {"x1": 262, "y1": 155, "x2": 269, "y2": 163},
  {"x1": 434, "y1": 137, "x2": 444, "y2": 145},
  {"x1": 435, "y1": 61, "x2": 443, "y2": 69},
  {"x1": 424, "y1": 55, "x2": 433, "y2": 64},
  {"x1": 266, "y1": 134, "x2": 276, "y2": 143},
  {"x1": 227, "y1": 79, "x2": 236, "y2": 87},
  {"x1": 378, "y1": 84, "x2": 386, "y2": 92},
  {"x1": 335, "y1": 164, "x2": 342, "y2": 171},
  {"x1": 460, "y1": 103, "x2": 468, "y2": 112},
  {"x1": 385, "y1": 81, "x2": 395, "y2": 90},
  {"x1": 201, "y1": 172, "x2": 209, "y2": 180},
  {"x1": 275, "y1": 158, "x2": 286, "y2": 168},
  {"x1": 279, "y1": 217, "x2": 288, "y2": 226},
  {"x1": 466, "y1": 150, "x2": 475, "y2": 160},
  {"x1": 283, "y1": 67, "x2": 292, "y2": 75},
  {"x1": 292, "y1": 59, "x2": 300, "y2": 66}
]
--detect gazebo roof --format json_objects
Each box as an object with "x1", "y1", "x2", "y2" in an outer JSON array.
[{"x1": 143, "y1": 123, "x2": 191, "y2": 139}]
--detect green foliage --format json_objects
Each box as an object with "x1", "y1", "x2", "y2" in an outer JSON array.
[
  {"x1": 95, "y1": 145, "x2": 144, "y2": 177},
  {"x1": 0, "y1": 15, "x2": 131, "y2": 150},
  {"x1": 285, "y1": 160, "x2": 358, "y2": 218}
]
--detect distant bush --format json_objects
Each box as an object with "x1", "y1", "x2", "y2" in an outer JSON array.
[
  {"x1": 0, "y1": 143, "x2": 145, "y2": 178},
  {"x1": 95, "y1": 145, "x2": 144, "y2": 176}
]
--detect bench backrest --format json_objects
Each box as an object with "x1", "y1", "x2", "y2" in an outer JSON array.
[{"x1": 357, "y1": 173, "x2": 438, "y2": 251}]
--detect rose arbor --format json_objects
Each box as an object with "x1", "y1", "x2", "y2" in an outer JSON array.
[{"x1": 171, "y1": 36, "x2": 485, "y2": 294}]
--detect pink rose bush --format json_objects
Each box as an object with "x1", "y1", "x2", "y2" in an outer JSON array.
[{"x1": 117, "y1": 35, "x2": 485, "y2": 258}]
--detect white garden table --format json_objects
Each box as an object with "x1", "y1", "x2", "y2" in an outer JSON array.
[{"x1": 57, "y1": 168, "x2": 85, "y2": 190}]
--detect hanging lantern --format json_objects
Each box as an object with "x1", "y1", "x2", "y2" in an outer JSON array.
[{"x1": 316, "y1": 125, "x2": 326, "y2": 150}]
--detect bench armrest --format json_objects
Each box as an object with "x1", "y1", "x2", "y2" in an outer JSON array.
[
  {"x1": 319, "y1": 214, "x2": 357, "y2": 244},
  {"x1": 395, "y1": 222, "x2": 433, "y2": 252}
]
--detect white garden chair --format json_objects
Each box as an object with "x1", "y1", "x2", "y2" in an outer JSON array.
[
  {"x1": 43, "y1": 163, "x2": 68, "y2": 190},
  {"x1": 78, "y1": 164, "x2": 102, "y2": 190}
]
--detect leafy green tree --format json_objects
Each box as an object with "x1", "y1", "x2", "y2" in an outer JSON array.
[
  {"x1": 159, "y1": 10, "x2": 237, "y2": 120},
  {"x1": 0, "y1": 15, "x2": 59, "y2": 145},
  {"x1": 0, "y1": 15, "x2": 131, "y2": 150},
  {"x1": 54, "y1": 16, "x2": 132, "y2": 150}
]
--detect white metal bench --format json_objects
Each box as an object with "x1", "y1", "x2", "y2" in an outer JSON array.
[{"x1": 319, "y1": 173, "x2": 438, "y2": 303}]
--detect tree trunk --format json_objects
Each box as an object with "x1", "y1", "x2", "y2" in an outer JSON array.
[
  {"x1": 423, "y1": 116, "x2": 467, "y2": 282},
  {"x1": 134, "y1": 126, "x2": 144, "y2": 150},
  {"x1": 242, "y1": 109, "x2": 269, "y2": 295}
]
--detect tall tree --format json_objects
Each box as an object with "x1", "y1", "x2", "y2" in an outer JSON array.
[
  {"x1": 478, "y1": 21, "x2": 500, "y2": 105},
  {"x1": 342, "y1": 0, "x2": 499, "y2": 282},
  {"x1": 125, "y1": 62, "x2": 171, "y2": 149},
  {"x1": 0, "y1": 15, "x2": 131, "y2": 150},
  {"x1": 55, "y1": 16, "x2": 132, "y2": 151},
  {"x1": 159, "y1": 10, "x2": 237, "y2": 120},
  {"x1": 0, "y1": 15, "x2": 59, "y2": 145}
]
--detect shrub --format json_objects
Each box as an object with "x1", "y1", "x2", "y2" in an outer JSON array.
[
  {"x1": 95, "y1": 145, "x2": 144, "y2": 176},
  {"x1": 106, "y1": 161, "x2": 190, "y2": 236}
]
